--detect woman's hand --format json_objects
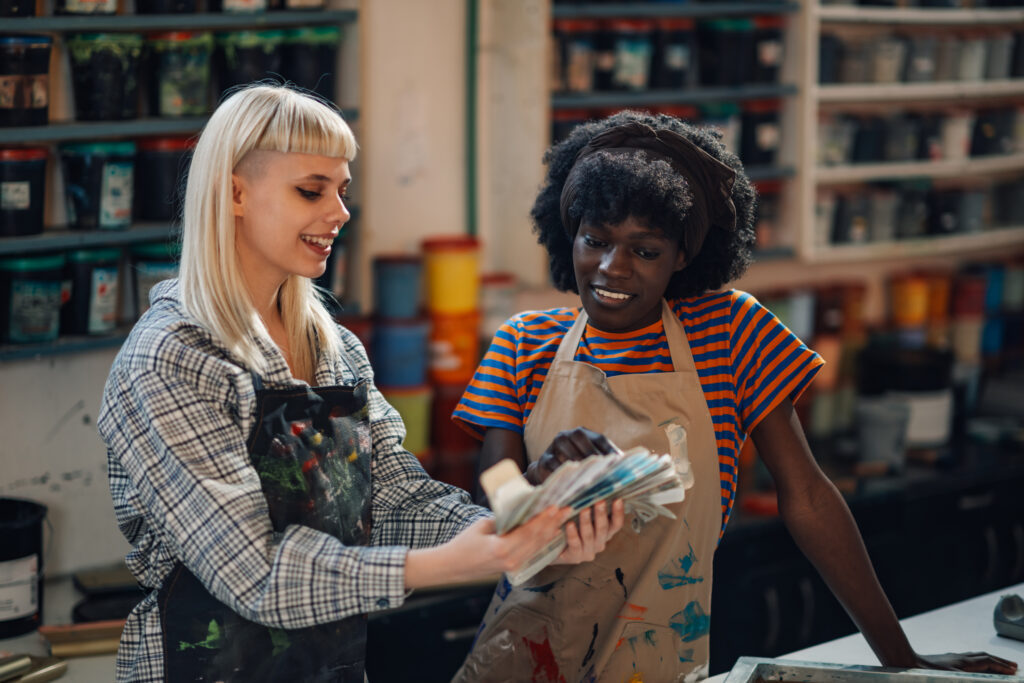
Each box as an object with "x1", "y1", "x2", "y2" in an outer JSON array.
[
  {"x1": 911, "y1": 652, "x2": 1017, "y2": 675},
  {"x1": 405, "y1": 506, "x2": 571, "y2": 589},
  {"x1": 553, "y1": 499, "x2": 625, "y2": 565},
  {"x1": 527, "y1": 427, "x2": 618, "y2": 484}
]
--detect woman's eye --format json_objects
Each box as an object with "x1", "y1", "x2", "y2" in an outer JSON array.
[
  {"x1": 298, "y1": 188, "x2": 321, "y2": 200},
  {"x1": 583, "y1": 235, "x2": 605, "y2": 248},
  {"x1": 636, "y1": 248, "x2": 660, "y2": 260}
]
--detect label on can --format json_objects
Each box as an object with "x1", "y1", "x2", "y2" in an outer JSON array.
[
  {"x1": 9, "y1": 279, "x2": 61, "y2": 343},
  {"x1": 27, "y1": 75, "x2": 48, "y2": 108},
  {"x1": 136, "y1": 262, "x2": 178, "y2": 315},
  {"x1": 0, "y1": 555, "x2": 39, "y2": 622},
  {"x1": 63, "y1": 0, "x2": 117, "y2": 11},
  {"x1": 1, "y1": 181, "x2": 30, "y2": 211},
  {"x1": 89, "y1": 265, "x2": 119, "y2": 334},
  {"x1": 665, "y1": 44, "x2": 690, "y2": 71},
  {"x1": 0, "y1": 75, "x2": 18, "y2": 109},
  {"x1": 100, "y1": 162, "x2": 134, "y2": 228}
]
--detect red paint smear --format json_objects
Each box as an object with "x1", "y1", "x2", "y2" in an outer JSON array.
[
  {"x1": 522, "y1": 635, "x2": 566, "y2": 683},
  {"x1": 615, "y1": 637, "x2": 626, "y2": 650},
  {"x1": 617, "y1": 603, "x2": 648, "y2": 620}
]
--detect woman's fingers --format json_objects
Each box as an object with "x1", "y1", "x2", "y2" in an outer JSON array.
[
  {"x1": 609, "y1": 499, "x2": 625, "y2": 535},
  {"x1": 592, "y1": 501, "x2": 609, "y2": 551}
]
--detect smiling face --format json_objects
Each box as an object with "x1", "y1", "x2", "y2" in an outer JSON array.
[
  {"x1": 232, "y1": 150, "x2": 351, "y2": 296},
  {"x1": 572, "y1": 216, "x2": 687, "y2": 333}
]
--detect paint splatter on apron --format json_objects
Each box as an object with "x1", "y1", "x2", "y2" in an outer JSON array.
[
  {"x1": 157, "y1": 373, "x2": 373, "y2": 682},
  {"x1": 455, "y1": 300, "x2": 721, "y2": 683}
]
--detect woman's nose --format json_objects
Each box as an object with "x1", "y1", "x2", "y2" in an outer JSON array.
[
  {"x1": 599, "y1": 246, "x2": 630, "y2": 277},
  {"x1": 330, "y1": 193, "x2": 351, "y2": 225}
]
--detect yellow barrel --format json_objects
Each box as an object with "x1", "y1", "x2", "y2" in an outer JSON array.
[{"x1": 422, "y1": 236, "x2": 479, "y2": 315}]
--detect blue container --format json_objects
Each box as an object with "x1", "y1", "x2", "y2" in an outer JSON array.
[
  {"x1": 371, "y1": 318, "x2": 429, "y2": 387},
  {"x1": 373, "y1": 255, "x2": 422, "y2": 319}
]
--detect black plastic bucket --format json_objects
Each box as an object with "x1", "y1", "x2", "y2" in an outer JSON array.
[
  {"x1": 135, "y1": 136, "x2": 193, "y2": 222},
  {"x1": 66, "y1": 33, "x2": 143, "y2": 121},
  {"x1": 60, "y1": 141, "x2": 136, "y2": 231},
  {"x1": 147, "y1": 31, "x2": 213, "y2": 117},
  {"x1": 0, "y1": 0, "x2": 34, "y2": 16},
  {"x1": 61, "y1": 247, "x2": 121, "y2": 335},
  {"x1": 0, "y1": 147, "x2": 47, "y2": 237},
  {"x1": 136, "y1": 0, "x2": 195, "y2": 13},
  {"x1": 280, "y1": 26, "x2": 340, "y2": 102},
  {"x1": 0, "y1": 253, "x2": 65, "y2": 343},
  {"x1": 215, "y1": 30, "x2": 283, "y2": 97},
  {"x1": 0, "y1": 35, "x2": 53, "y2": 127},
  {"x1": 0, "y1": 498, "x2": 46, "y2": 638}
]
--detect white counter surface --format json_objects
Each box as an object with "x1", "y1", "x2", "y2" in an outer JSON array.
[{"x1": 709, "y1": 582, "x2": 1024, "y2": 682}]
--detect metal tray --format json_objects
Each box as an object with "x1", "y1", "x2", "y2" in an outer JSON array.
[{"x1": 725, "y1": 657, "x2": 1024, "y2": 683}]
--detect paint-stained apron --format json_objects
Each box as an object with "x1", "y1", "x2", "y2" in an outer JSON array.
[
  {"x1": 157, "y1": 373, "x2": 373, "y2": 682},
  {"x1": 454, "y1": 300, "x2": 721, "y2": 683}
]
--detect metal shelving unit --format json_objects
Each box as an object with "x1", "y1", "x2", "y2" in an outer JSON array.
[
  {"x1": 0, "y1": 224, "x2": 177, "y2": 256},
  {"x1": 553, "y1": 2, "x2": 799, "y2": 19}
]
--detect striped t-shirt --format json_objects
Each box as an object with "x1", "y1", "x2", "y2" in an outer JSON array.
[{"x1": 453, "y1": 289, "x2": 824, "y2": 535}]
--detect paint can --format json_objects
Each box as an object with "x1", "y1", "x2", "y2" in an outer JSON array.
[
  {"x1": 279, "y1": 27, "x2": 340, "y2": 101},
  {"x1": 371, "y1": 317, "x2": 429, "y2": 388},
  {"x1": 429, "y1": 311, "x2": 480, "y2": 384},
  {"x1": 62, "y1": 247, "x2": 120, "y2": 335},
  {"x1": 421, "y1": 236, "x2": 479, "y2": 316},
  {"x1": 480, "y1": 272, "x2": 517, "y2": 340},
  {"x1": 134, "y1": 136, "x2": 193, "y2": 222},
  {"x1": 0, "y1": 35, "x2": 52, "y2": 126},
  {"x1": 430, "y1": 380, "x2": 480, "y2": 486},
  {"x1": 130, "y1": 241, "x2": 179, "y2": 318},
  {"x1": 0, "y1": 253, "x2": 65, "y2": 344},
  {"x1": 0, "y1": 497, "x2": 46, "y2": 639},
  {"x1": 0, "y1": 147, "x2": 47, "y2": 237},
  {"x1": 66, "y1": 34, "x2": 143, "y2": 120},
  {"x1": 59, "y1": 141, "x2": 136, "y2": 231},
  {"x1": 373, "y1": 255, "x2": 422, "y2": 319},
  {"x1": 147, "y1": 32, "x2": 213, "y2": 118},
  {"x1": 380, "y1": 385, "x2": 432, "y2": 467}
]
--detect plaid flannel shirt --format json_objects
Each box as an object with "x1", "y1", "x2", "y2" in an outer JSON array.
[{"x1": 97, "y1": 280, "x2": 489, "y2": 682}]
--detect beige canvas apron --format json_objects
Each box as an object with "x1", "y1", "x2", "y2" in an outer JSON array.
[{"x1": 454, "y1": 300, "x2": 721, "y2": 683}]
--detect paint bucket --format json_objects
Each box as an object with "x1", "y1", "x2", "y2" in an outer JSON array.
[
  {"x1": 66, "y1": 33, "x2": 143, "y2": 121},
  {"x1": 130, "y1": 241, "x2": 179, "y2": 317},
  {"x1": 373, "y1": 255, "x2": 422, "y2": 319},
  {"x1": 422, "y1": 236, "x2": 479, "y2": 316},
  {"x1": 335, "y1": 313, "x2": 372, "y2": 357},
  {"x1": 0, "y1": 498, "x2": 46, "y2": 638},
  {"x1": 371, "y1": 317, "x2": 429, "y2": 388},
  {"x1": 0, "y1": 0, "x2": 34, "y2": 16},
  {"x1": 280, "y1": 27, "x2": 340, "y2": 101},
  {"x1": 0, "y1": 147, "x2": 47, "y2": 237},
  {"x1": 147, "y1": 32, "x2": 213, "y2": 117},
  {"x1": 0, "y1": 253, "x2": 65, "y2": 344},
  {"x1": 62, "y1": 247, "x2": 120, "y2": 335},
  {"x1": 215, "y1": 30, "x2": 283, "y2": 96},
  {"x1": 136, "y1": 0, "x2": 195, "y2": 14},
  {"x1": 429, "y1": 311, "x2": 480, "y2": 384},
  {"x1": 431, "y1": 381, "x2": 480, "y2": 460},
  {"x1": 380, "y1": 385, "x2": 432, "y2": 466},
  {"x1": 480, "y1": 272, "x2": 517, "y2": 339},
  {"x1": 134, "y1": 136, "x2": 193, "y2": 222},
  {"x1": 60, "y1": 141, "x2": 136, "y2": 231},
  {"x1": 0, "y1": 35, "x2": 52, "y2": 126}
]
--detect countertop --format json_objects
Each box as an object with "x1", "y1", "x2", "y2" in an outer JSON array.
[{"x1": 708, "y1": 581, "x2": 1024, "y2": 682}]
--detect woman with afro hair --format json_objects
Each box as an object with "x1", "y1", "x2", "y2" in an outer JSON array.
[{"x1": 451, "y1": 111, "x2": 1016, "y2": 682}]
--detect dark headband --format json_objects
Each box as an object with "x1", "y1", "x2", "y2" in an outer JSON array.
[{"x1": 559, "y1": 121, "x2": 738, "y2": 261}]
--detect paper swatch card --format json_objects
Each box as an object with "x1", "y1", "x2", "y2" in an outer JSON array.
[{"x1": 480, "y1": 443, "x2": 690, "y2": 585}]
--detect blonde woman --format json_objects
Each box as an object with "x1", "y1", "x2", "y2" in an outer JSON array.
[{"x1": 97, "y1": 84, "x2": 623, "y2": 683}]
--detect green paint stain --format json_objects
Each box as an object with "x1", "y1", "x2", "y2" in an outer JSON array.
[
  {"x1": 177, "y1": 619, "x2": 223, "y2": 651},
  {"x1": 269, "y1": 628, "x2": 291, "y2": 657},
  {"x1": 258, "y1": 457, "x2": 308, "y2": 494}
]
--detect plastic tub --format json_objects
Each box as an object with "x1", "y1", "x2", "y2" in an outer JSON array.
[
  {"x1": 215, "y1": 30, "x2": 283, "y2": 96},
  {"x1": 0, "y1": 35, "x2": 52, "y2": 127},
  {"x1": 0, "y1": 147, "x2": 47, "y2": 237},
  {"x1": 130, "y1": 241, "x2": 179, "y2": 316},
  {"x1": 66, "y1": 33, "x2": 143, "y2": 121},
  {"x1": 422, "y1": 236, "x2": 479, "y2": 316},
  {"x1": 480, "y1": 272, "x2": 517, "y2": 339},
  {"x1": 697, "y1": 18, "x2": 754, "y2": 87},
  {"x1": 555, "y1": 19, "x2": 597, "y2": 93},
  {"x1": 429, "y1": 310, "x2": 481, "y2": 384},
  {"x1": 280, "y1": 27, "x2": 341, "y2": 102},
  {"x1": 60, "y1": 141, "x2": 136, "y2": 231},
  {"x1": 751, "y1": 16, "x2": 785, "y2": 84},
  {"x1": 609, "y1": 19, "x2": 654, "y2": 91},
  {"x1": 380, "y1": 385, "x2": 432, "y2": 463},
  {"x1": 209, "y1": 0, "x2": 266, "y2": 13},
  {"x1": 904, "y1": 34, "x2": 938, "y2": 83},
  {"x1": 371, "y1": 317, "x2": 429, "y2": 388},
  {"x1": 0, "y1": 498, "x2": 47, "y2": 638},
  {"x1": 373, "y1": 255, "x2": 422, "y2": 319},
  {"x1": 55, "y1": 0, "x2": 115, "y2": 15},
  {"x1": 0, "y1": 253, "x2": 65, "y2": 344},
  {"x1": 0, "y1": 0, "x2": 34, "y2": 16},
  {"x1": 650, "y1": 18, "x2": 694, "y2": 89},
  {"x1": 136, "y1": 0, "x2": 196, "y2": 14},
  {"x1": 135, "y1": 136, "x2": 193, "y2": 222},
  {"x1": 147, "y1": 32, "x2": 213, "y2": 117},
  {"x1": 62, "y1": 247, "x2": 120, "y2": 335},
  {"x1": 740, "y1": 99, "x2": 781, "y2": 167}
]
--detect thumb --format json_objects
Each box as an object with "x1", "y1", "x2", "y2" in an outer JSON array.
[{"x1": 472, "y1": 517, "x2": 497, "y2": 535}]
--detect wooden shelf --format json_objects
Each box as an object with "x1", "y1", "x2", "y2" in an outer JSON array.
[
  {"x1": 0, "y1": 8, "x2": 356, "y2": 32},
  {"x1": 809, "y1": 226, "x2": 1024, "y2": 263},
  {"x1": 552, "y1": 84, "x2": 797, "y2": 109},
  {"x1": 815, "y1": 153, "x2": 1024, "y2": 184},
  {"x1": 817, "y1": 79, "x2": 1024, "y2": 104},
  {"x1": 817, "y1": 5, "x2": 1024, "y2": 25},
  {"x1": 553, "y1": 2, "x2": 798, "y2": 19}
]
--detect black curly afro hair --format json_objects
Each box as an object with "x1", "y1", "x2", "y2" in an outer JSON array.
[{"x1": 532, "y1": 110, "x2": 758, "y2": 299}]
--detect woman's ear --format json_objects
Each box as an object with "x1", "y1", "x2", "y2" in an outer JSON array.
[
  {"x1": 673, "y1": 248, "x2": 687, "y2": 272},
  {"x1": 231, "y1": 173, "x2": 245, "y2": 218}
]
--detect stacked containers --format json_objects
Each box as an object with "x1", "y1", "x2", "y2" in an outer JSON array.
[
  {"x1": 0, "y1": 35, "x2": 52, "y2": 127},
  {"x1": 61, "y1": 248, "x2": 120, "y2": 335},
  {"x1": 66, "y1": 34, "x2": 143, "y2": 121},
  {"x1": 0, "y1": 147, "x2": 47, "y2": 237},
  {"x1": 422, "y1": 236, "x2": 481, "y2": 491},
  {"x1": 60, "y1": 141, "x2": 136, "y2": 231},
  {"x1": 372, "y1": 255, "x2": 432, "y2": 468},
  {"x1": 147, "y1": 32, "x2": 213, "y2": 117},
  {"x1": 134, "y1": 136, "x2": 194, "y2": 222}
]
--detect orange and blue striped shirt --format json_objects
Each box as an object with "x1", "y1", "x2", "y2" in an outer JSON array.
[{"x1": 453, "y1": 289, "x2": 824, "y2": 535}]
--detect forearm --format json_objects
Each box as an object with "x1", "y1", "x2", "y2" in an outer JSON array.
[{"x1": 779, "y1": 477, "x2": 915, "y2": 667}]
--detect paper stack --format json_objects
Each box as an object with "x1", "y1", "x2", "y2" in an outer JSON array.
[{"x1": 480, "y1": 445, "x2": 690, "y2": 585}]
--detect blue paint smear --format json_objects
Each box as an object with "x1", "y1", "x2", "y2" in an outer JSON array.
[
  {"x1": 657, "y1": 543, "x2": 704, "y2": 590},
  {"x1": 669, "y1": 601, "x2": 710, "y2": 643},
  {"x1": 525, "y1": 582, "x2": 556, "y2": 593},
  {"x1": 679, "y1": 647, "x2": 695, "y2": 663},
  {"x1": 496, "y1": 576, "x2": 512, "y2": 601}
]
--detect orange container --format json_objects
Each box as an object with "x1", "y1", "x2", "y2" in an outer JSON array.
[
  {"x1": 429, "y1": 310, "x2": 481, "y2": 384},
  {"x1": 889, "y1": 274, "x2": 930, "y2": 329}
]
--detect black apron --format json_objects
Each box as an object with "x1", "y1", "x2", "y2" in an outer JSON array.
[{"x1": 157, "y1": 373, "x2": 373, "y2": 682}]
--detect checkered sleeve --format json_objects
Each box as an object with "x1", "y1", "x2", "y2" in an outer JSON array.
[
  {"x1": 98, "y1": 329, "x2": 411, "y2": 631},
  {"x1": 335, "y1": 328, "x2": 492, "y2": 550}
]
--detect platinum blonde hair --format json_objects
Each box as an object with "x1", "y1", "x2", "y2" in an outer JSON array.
[{"x1": 178, "y1": 83, "x2": 357, "y2": 380}]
